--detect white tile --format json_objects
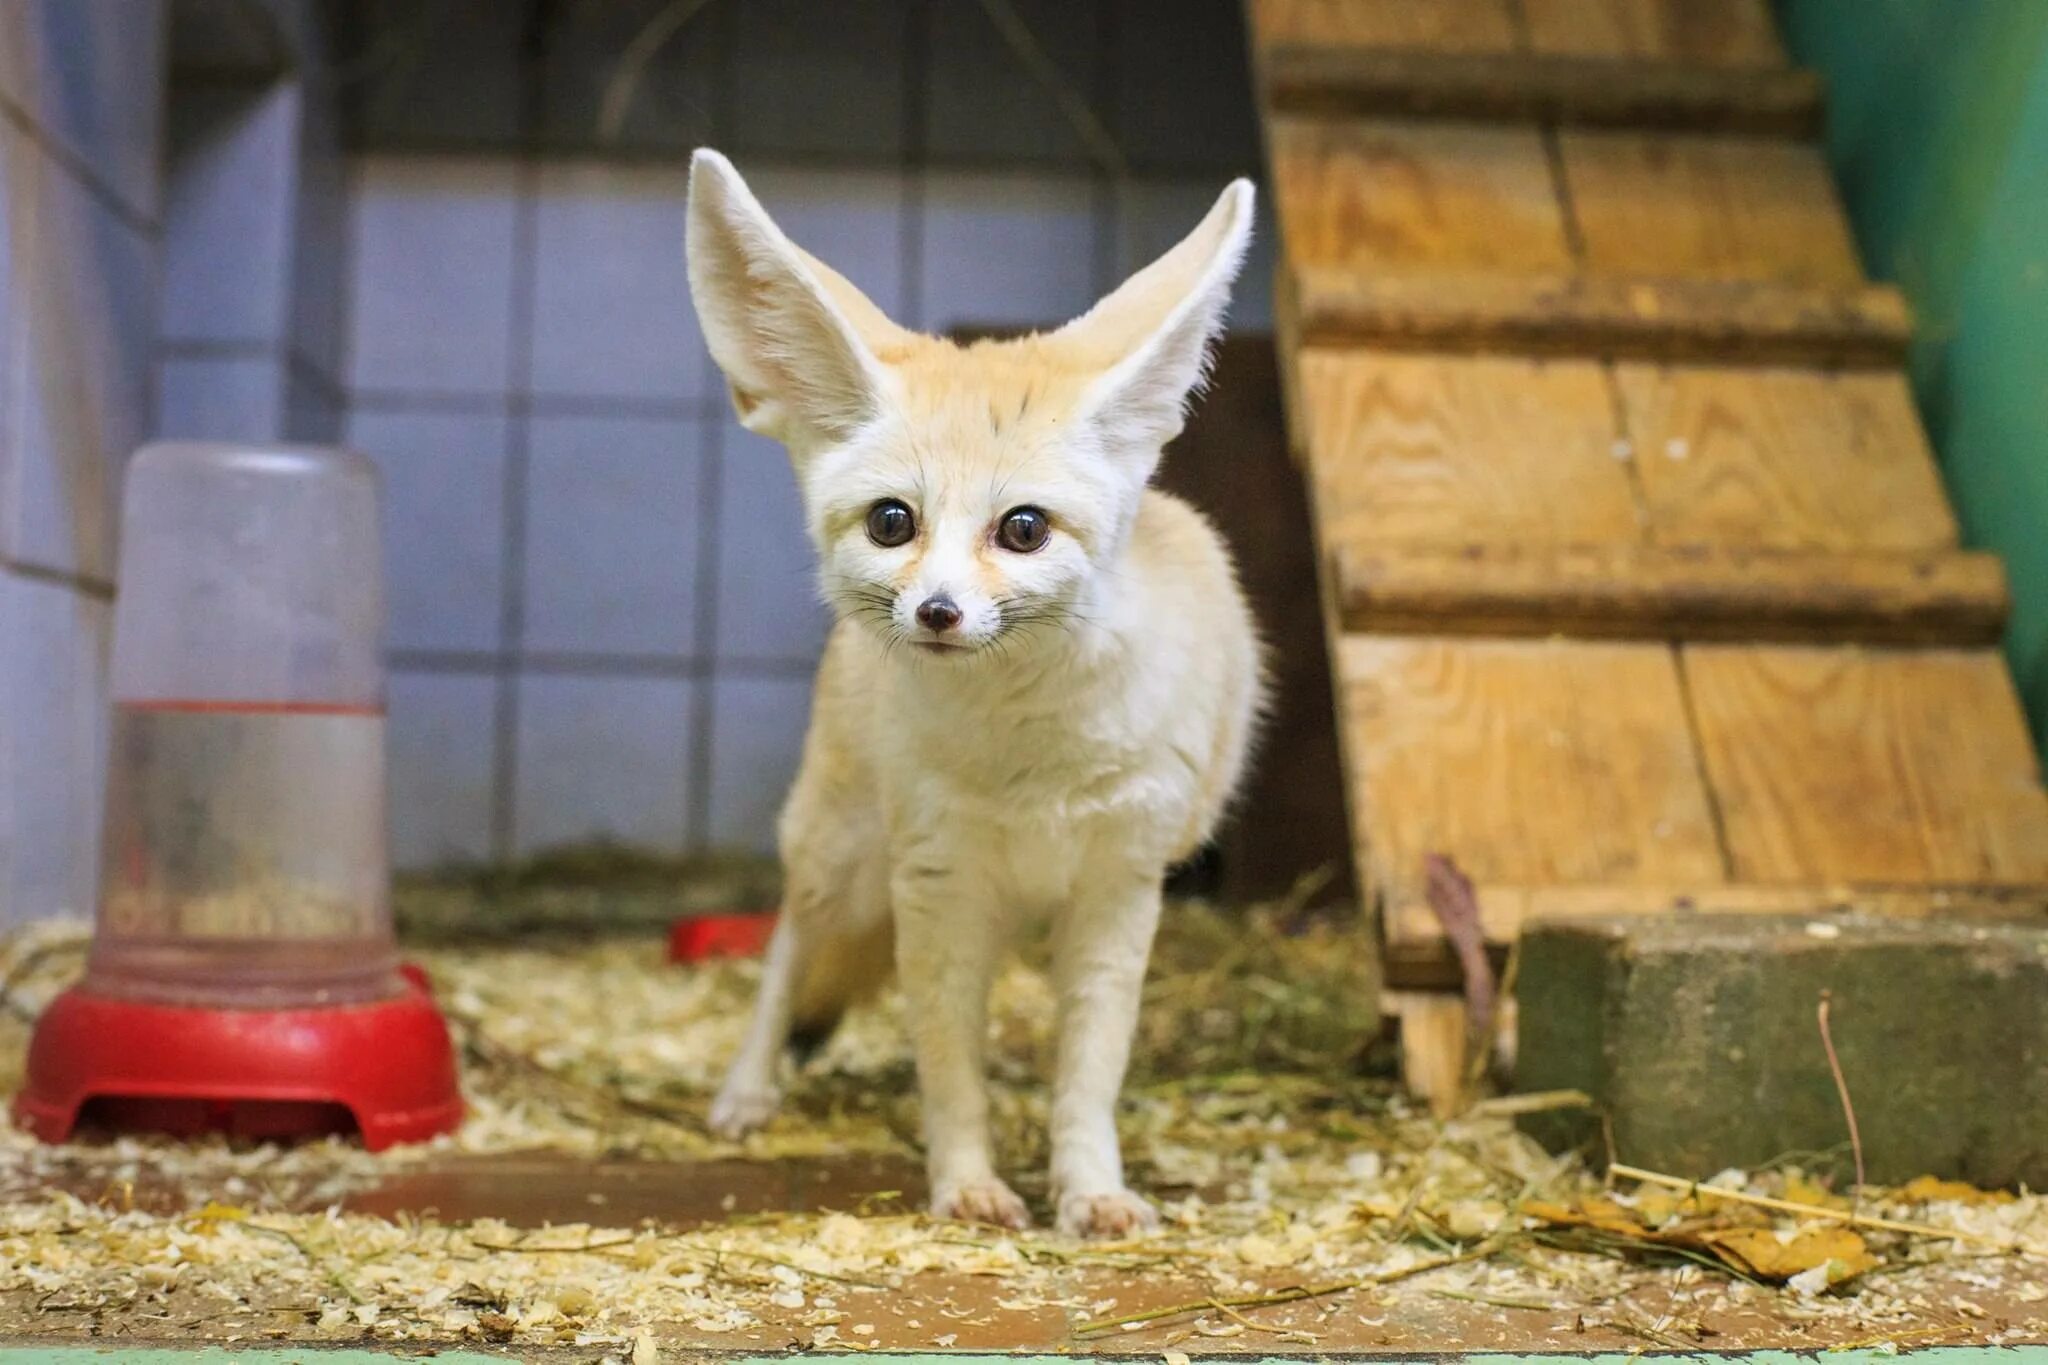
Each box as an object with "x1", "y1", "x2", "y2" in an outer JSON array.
[
  {"x1": 387, "y1": 668, "x2": 498, "y2": 870},
  {"x1": 705, "y1": 673, "x2": 813, "y2": 854},
  {"x1": 715, "y1": 422, "x2": 832, "y2": 665},
  {"x1": 1116, "y1": 178, "x2": 1276, "y2": 332},
  {"x1": 729, "y1": 0, "x2": 907, "y2": 159},
  {"x1": 346, "y1": 157, "x2": 519, "y2": 396},
  {"x1": 746, "y1": 167, "x2": 910, "y2": 322},
  {"x1": 156, "y1": 354, "x2": 286, "y2": 442},
  {"x1": 161, "y1": 83, "x2": 295, "y2": 344},
  {"x1": 6, "y1": 139, "x2": 156, "y2": 581},
  {"x1": 513, "y1": 673, "x2": 695, "y2": 855},
  {"x1": 523, "y1": 414, "x2": 705, "y2": 658},
  {"x1": 288, "y1": 82, "x2": 350, "y2": 385},
  {"x1": 0, "y1": 572, "x2": 108, "y2": 925},
  {"x1": 920, "y1": 172, "x2": 1099, "y2": 333},
  {"x1": 529, "y1": 163, "x2": 706, "y2": 402},
  {"x1": 345, "y1": 408, "x2": 509, "y2": 653},
  {"x1": 0, "y1": 124, "x2": 25, "y2": 569},
  {"x1": 0, "y1": 0, "x2": 167, "y2": 220},
  {"x1": 925, "y1": 0, "x2": 1101, "y2": 167}
]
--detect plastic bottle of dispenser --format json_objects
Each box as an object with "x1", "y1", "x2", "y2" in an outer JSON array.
[{"x1": 89, "y1": 443, "x2": 400, "y2": 1007}]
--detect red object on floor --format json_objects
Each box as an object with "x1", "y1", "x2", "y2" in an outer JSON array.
[
  {"x1": 11, "y1": 969, "x2": 462, "y2": 1151},
  {"x1": 668, "y1": 912, "x2": 777, "y2": 963}
]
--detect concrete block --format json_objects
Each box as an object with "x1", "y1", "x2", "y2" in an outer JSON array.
[{"x1": 1515, "y1": 913, "x2": 2048, "y2": 1188}]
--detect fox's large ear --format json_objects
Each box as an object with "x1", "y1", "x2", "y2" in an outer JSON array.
[
  {"x1": 1057, "y1": 179, "x2": 1254, "y2": 467},
  {"x1": 686, "y1": 149, "x2": 910, "y2": 447}
]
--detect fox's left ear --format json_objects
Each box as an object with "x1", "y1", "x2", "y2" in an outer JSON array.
[
  {"x1": 1057, "y1": 179, "x2": 1254, "y2": 469},
  {"x1": 686, "y1": 149, "x2": 913, "y2": 450}
]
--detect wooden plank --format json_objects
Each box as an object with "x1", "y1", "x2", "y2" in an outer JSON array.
[
  {"x1": 1261, "y1": 46, "x2": 1824, "y2": 137},
  {"x1": 1247, "y1": 0, "x2": 1517, "y2": 54},
  {"x1": 1386, "y1": 990, "x2": 1471, "y2": 1117},
  {"x1": 1334, "y1": 544, "x2": 2009, "y2": 646},
  {"x1": 1686, "y1": 646, "x2": 2048, "y2": 886},
  {"x1": 1384, "y1": 880, "x2": 2048, "y2": 968},
  {"x1": 1269, "y1": 117, "x2": 1570, "y2": 275},
  {"x1": 1617, "y1": 365, "x2": 1960, "y2": 552},
  {"x1": 1562, "y1": 131, "x2": 1864, "y2": 286},
  {"x1": 1339, "y1": 637, "x2": 1726, "y2": 918},
  {"x1": 1272, "y1": 265, "x2": 1310, "y2": 465},
  {"x1": 1299, "y1": 351, "x2": 1636, "y2": 546},
  {"x1": 1290, "y1": 267, "x2": 1913, "y2": 366},
  {"x1": 1522, "y1": 0, "x2": 1786, "y2": 67}
]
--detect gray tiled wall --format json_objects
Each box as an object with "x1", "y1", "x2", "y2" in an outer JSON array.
[
  {"x1": 0, "y1": 2, "x2": 166, "y2": 925},
  {"x1": 157, "y1": 0, "x2": 350, "y2": 447},
  {"x1": 340, "y1": 0, "x2": 1276, "y2": 870}
]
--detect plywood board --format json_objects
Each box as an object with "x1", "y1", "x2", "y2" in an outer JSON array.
[
  {"x1": 1299, "y1": 351, "x2": 1638, "y2": 546},
  {"x1": 1522, "y1": 0, "x2": 1785, "y2": 66},
  {"x1": 1334, "y1": 543, "x2": 2007, "y2": 646},
  {"x1": 1261, "y1": 46, "x2": 1824, "y2": 137},
  {"x1": 1685, "y1": 646, "x2": 2048, "y2": 886},
  {"x1": 1249, "y1": 0, "x2": 1517, "y2": 53},
  {"x1": 1617, "y1": 365, "x2": 1959, "y2": 551},
  {"x1": 1562, "y1": 132, "x2": 1863, "y2": 286},
  {"x1": 1288, "y1": 268, "x2": 1914, "y2": 366},
  {"x1": 1270, "y1": 118, "x2": 1571, "y2": 275},
  {"x1": 1340, "y1": 637, "x2": 1726, "y2": 917}
]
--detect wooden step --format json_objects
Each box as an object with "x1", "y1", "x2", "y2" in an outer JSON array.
[
  {"x1": 1333, "y1": 544, "x2": 2009, "y2": 645},
  {"x1": 1287, "y1": 267, "x2": 1912, "y2": 364},
  {"x1": 1249, "y1": 0, "x2": 1788, "y2": 69},
  {"x1": 1685, "y1": 645, "x2": 2048, "y2": 885},
  {"x1": 1337, "y1": 636, "x2": 1729, "y2": 942},
  {"x1": 1261, "y1": 46, "x2": 1824, "y2": 136},
  {"x1": 1298, "y1": 355, "x2": 1955, "y2": 553},
  {"x1": 1270, "y1": 119, "x2": 1864, "y2": 285},
  {"x1": 1339, "y1": 637, "x2": 2048, "y2": 975}
]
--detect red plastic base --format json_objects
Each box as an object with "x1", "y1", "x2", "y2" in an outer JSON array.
[
  {"x1": 668, "y1": 912, "x2": 777, "y2": 963},
  {"x1": 12, "y1": 973, "x2": 463, "y2": 1151}
]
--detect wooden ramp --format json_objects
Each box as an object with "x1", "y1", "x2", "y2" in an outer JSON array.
[{"x1": 1245, "y1": 0, "x2": 2048, "y2": 1108}]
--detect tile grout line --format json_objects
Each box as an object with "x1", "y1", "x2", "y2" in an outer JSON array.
[
  {"x1": 347, "y1": 387, "x2": 732, "y2": 420},
  {"x1": 487, "y1": 12, "x2": 551, "y2": 863},
  {"x1": 1090, "y1": 0, "x2": 1123, "y2": 302},
  {"x1": 682, "y1": 414, "x2": 724, "y2": 851},
  {"x1": 387, "y1": 649, "x2": 821, "y2": 680}
]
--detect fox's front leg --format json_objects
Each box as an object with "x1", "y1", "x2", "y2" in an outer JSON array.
[
  {"x1": 709, "y1": 917, "x2": 801, "y2": 1137},
  {"x1": 1049, "y1": 874, "x2": 1164, "y2": 1239},
  {"x1": 894, "y1": 860, "x2": 1029, "y2": 1230}
]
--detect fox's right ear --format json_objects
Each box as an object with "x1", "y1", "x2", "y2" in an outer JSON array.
[{"x1": 686, "y1": 149, "x2": 907, "y2": 448}]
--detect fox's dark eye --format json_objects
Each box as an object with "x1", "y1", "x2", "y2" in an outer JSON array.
[
  {"x1": 866, "y1": 499, "x2": 916, "y2": 548},
  {"x1": 996, "y1": 506, "x2": 1051, "y2": 554}
]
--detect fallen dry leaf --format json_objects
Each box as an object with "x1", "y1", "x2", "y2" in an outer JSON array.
[{"x1": 1699, "y1": 1225, "x2": 1878, "y2": 1286}]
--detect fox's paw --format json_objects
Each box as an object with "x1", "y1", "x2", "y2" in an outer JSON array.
[
  {"x1": 1056, "y1": 1189, "x2": 1159, "y2": 1240},
  {"x1": 707, "y1": 1081, "x2": 781, "y2": 1139},
  {"x1": 931, "y1": 1178, "x2": 1032, "y2": 1230}
]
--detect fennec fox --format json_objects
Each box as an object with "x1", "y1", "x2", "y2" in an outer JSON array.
[{"x1": 686, "y1": 150, "x2": 1263, "y2": 1240}]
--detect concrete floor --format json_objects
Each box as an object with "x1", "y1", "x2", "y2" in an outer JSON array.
[{"x1": 15, "y1": 1149, "x2": 2047, "y2": 1357}]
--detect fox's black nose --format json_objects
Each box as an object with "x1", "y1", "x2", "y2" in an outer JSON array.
[{"x1": 915, "y1": 594, "x2": 963, "y2": 632}]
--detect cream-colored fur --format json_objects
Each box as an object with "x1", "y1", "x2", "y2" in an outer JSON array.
[{"x1": 685, "y1": 149, "x2": 1263, "y2": 1239}]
